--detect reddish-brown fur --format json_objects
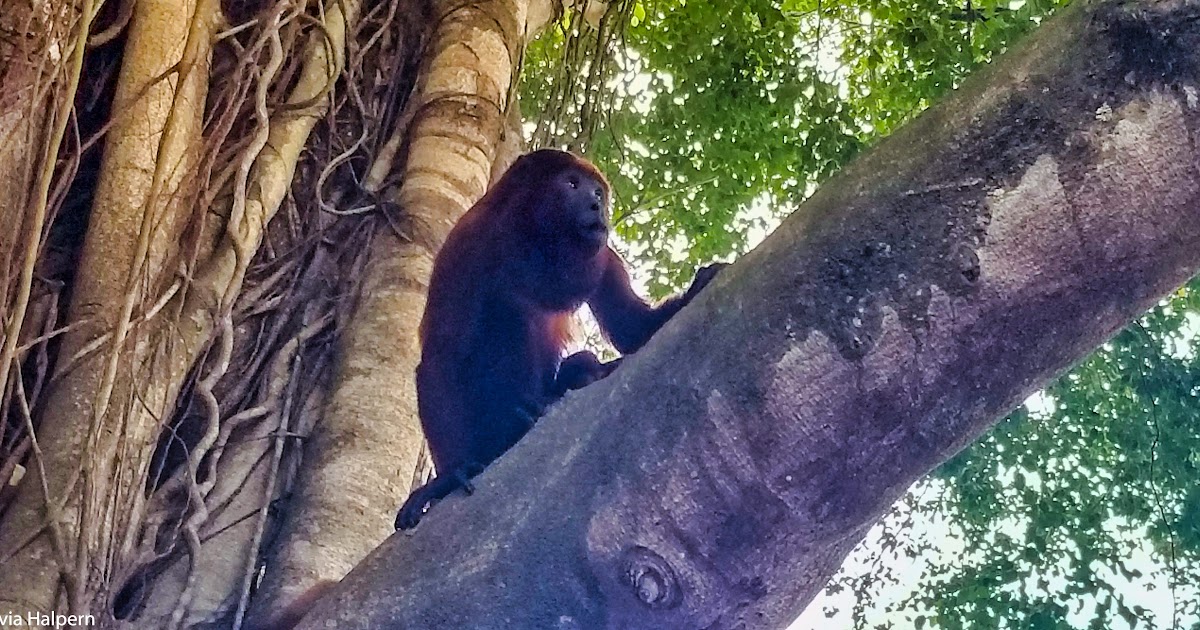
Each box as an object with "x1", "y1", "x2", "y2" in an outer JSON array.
[{"x1": 395, "y1": 149, "x2": 723, "y2": 530}]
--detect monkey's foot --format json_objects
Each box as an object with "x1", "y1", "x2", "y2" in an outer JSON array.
[
  {"x1": 394, "y1": 462, "x2": 486, "y2": 530},
  {"x1": 395, "y1": 486, "x2": 434, "y2": 531},
  {"x1": 513, "y1": 399, "x2": 549, "y2": 430},
  {"x1": 554, "y1": 352, "x2": 622, "y2": 394}
]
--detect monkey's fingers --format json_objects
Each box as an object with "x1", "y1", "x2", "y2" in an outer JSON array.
[
  {"x1": 687, "y1": 262, "x2": 729, "y2": 298},
  {"x1": 600, "y1": 356, "x2": 623, "y2": 376},
  {"x1": 395, "y1": 488, "x2": 432, "y2": 530},
  {"x1": 555, "y1": 351, "x2": 619, "y2": 393},
  {"x1": 396, "y1": 465, "x2": 487, "y2": 529},
  {"x1": 451, "y1": 462, "x2": 486, "y2": 494},
  {"x1": 514, "y1": 400, "x2": 547, "y2": 428},
  {"x1": 454, "y1": 471, "x2": 475, "y2": 495}
]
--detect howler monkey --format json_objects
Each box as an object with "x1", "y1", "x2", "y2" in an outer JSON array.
[{"x1": 394, "y1": 149, "x2": 724, "y2": 530}]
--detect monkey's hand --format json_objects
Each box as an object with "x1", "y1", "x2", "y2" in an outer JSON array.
[
  {"x1": 553, "y1": 351, "x2": 622, "y2": 395},
  {"x1": 395, "y1": 462, "x2": 486, "y2": 530},
  {"x1": 683, "y1": 262, "x2": 728, "y2": 300}
]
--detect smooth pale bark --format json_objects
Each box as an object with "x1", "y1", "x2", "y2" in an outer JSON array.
[{"x1": 294, "y1": 0, "x2": 1200, "y2": 627}]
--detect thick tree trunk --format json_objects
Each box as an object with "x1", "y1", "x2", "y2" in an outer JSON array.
[
  {"x1": 2, "y1": 0, "x2": 558, "y2": 624},
  {"x1": 293, "y1": 0, "x2": 1200, "y2": 627},
  {"x1": 127, "y1": 2, "x2": 361, "y2": 626}
]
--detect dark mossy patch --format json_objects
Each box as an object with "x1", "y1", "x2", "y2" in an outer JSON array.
[{"x1": 1103, "y1": 3, "x2": 1200, "y2": 86}]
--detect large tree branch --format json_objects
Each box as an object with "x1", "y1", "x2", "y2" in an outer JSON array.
[{"x1": 299, "y1": 0, "x2": 1200, "y2": 627}]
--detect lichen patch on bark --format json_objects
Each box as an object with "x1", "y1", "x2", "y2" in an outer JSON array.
[{"x1": 976, "y1": 155, "x2": 1076, "y2": 295}]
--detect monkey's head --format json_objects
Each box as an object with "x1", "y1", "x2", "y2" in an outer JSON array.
[{"x1": 511, "y1": 149, "x2": 611, "y2": 254}]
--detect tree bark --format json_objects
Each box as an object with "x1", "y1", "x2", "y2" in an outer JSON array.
[
  {"x1": 0, "y1": 0, "x2": 561, "y2": 625},
  {"x1": 0, "y1": 0, "x2": 360, "y2": 622},
  {"x1": 0, "y1": 0, "x2": 74, "y2": 329},
  {"x1": 0, "y1": 0, "x2": 80, "y2": 529},
  {"x1": 293, "y1": 0, "x2": 1200, "y2": 627},
  {"x1": 0, "y1": 0, "x2": 215, "y2": 616},
  {"x1": 124, "y1": 2, "x2": 362, "y2": 626}
]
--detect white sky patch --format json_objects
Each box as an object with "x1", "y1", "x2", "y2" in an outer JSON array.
[
  {"x1": 1162, "y1": 311, "x2": 1199, "y2": 361},
  {"x1": 1024, "y1": 390, "x2": 1057, "y2": 417},
  {"x1": 614, "y1": 49, "x2": 674, "y2": 117},
  {"x1": 790, "y1": 480, "x2": 962, "y2": 629},
  {"x1": 733, "y1": 193, "x2": 786, "y2": 251},
  {"x1": 626, "y1": 139, "x2": 652, "y2": 158},
  {"x1": 795, "y1": 12, "x2": 853, "y2": 93}
]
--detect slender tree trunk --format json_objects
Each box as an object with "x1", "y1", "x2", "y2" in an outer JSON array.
[{"x1": 292, "y1": 0, "x2": 1200, "y2": 627}]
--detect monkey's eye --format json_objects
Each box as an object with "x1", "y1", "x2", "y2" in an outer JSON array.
[
  {"x1": 566, "y1": 178, "x2": 579, "y2": 189},
  {"x1": 593, "y1": 187, "x2": 604, "y2": 200}
]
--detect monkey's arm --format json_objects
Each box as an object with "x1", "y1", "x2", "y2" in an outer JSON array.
[{"x1": 588, "y1": 247, "x2": 725, "y2": 354}]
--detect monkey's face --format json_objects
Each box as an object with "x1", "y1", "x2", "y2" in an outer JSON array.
[{"x1": 532, "y1": 166, "x2": 610, "y2": 253}]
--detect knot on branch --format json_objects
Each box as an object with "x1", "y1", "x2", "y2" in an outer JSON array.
[
  {"x1": 951, "y1": 243, "x2": 982, "y2": 287},
  {"x1": 622, "y1": 546, "x2": 681, "y2": 610}
]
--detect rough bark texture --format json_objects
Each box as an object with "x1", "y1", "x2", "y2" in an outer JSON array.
[
  {"x1": 1, "y1": 0, "x2": 359, "y2": 621},
  {"x1": 0, "y1": 0, "x2": 79, "y2": 503},
  {"x1": 294, "y1": 0, "x2": 1200, "y2": 627},
  {"x1": 126, "y1": 2, "x2": 362, "y2": 626},
  {"x1": 0, "y1": 0, "x2": 72, "y2": 316},
  {"x1": 0, "y1": 0, "x2": 213, "y2": 616},
  {"x1": 0, "y1": 0, "x2": 558, "y2": 624}
]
